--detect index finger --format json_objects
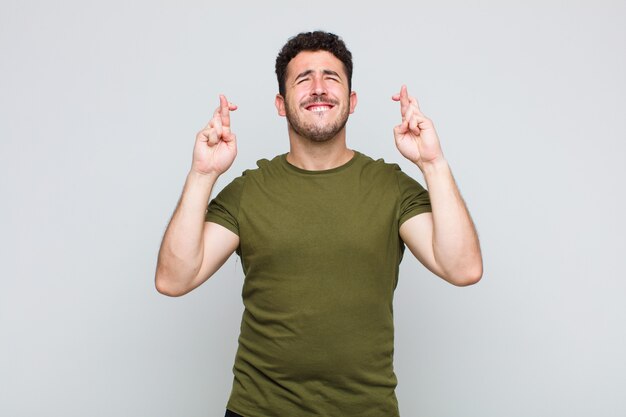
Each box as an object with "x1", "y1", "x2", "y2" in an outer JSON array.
[
  {"x1": 400, "y1": 85, "x2": 410, "y2": 108},
  {"x1": 219, "y1": 94, "x2": 231, "y2": 128},
  {"x1": 394, "y1": 85, "x2": 410, "y2": 120},
  {"x1": 220, "y1": 95, "x2": 238, "y2": 125}
]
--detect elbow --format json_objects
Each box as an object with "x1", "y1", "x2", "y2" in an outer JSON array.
[
  {"x1": 446, "y1": 262, "x2": 483, "y2": 287},
  {"x1": 155, "y1": 267, "x2": 188, "y2": 297},
  {"x1": 452, "y1": 272, "x2": 482, "y2": 287},
  {"x1": 155, "y1": 280, "x2": 182, "y2": 297},
  {"x1": 155, "y1": 276, "x2": 180, "y2": 297}
]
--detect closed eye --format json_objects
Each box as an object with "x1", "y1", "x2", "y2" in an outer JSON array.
[{"x1": 322, "y1": 69, "x2": 341, "y2": 82}]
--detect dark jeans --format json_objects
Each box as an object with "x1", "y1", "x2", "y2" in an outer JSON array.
[{"x1": 225, "y1": 410, "x2": 244, "y2": 417}]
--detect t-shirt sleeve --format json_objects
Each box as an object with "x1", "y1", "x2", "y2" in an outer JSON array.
[
  {"x1": 395, "y1": 167, "x2": 432, "y2": 227},
  {"x1": 204, "y1": 173, "x2": 247, "y2": 236}
]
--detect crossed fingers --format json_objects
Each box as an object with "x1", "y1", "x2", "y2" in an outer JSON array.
[
  {"x1": 202, "y1": 94, "x2": 237, "y2": 145},
  {"x1": 392, "y1": 85, "x2": 426, "y2": 133}
]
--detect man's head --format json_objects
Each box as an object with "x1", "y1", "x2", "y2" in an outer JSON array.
[
  {"x1": 275, "y1": 31, "x2": 353, "y2": 97},
  {"x1": 274, "y1": 31, "x2": 357, "y2": 143}
]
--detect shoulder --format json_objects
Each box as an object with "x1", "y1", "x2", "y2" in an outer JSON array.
[
  {"x1": 224, "y1": 154, "x2": 284, "y2": 178},
  {"x1": 356, "y1": 151, "x2": 427, "y2": 192},
  {"x1": 354, "y1": 151, "x2": 405, "y2": 180},
  {"x1": 217, "y1": 154, "x2": 287, "y2": 193},
  {"x1": 355, "y1": 150, "x2": 400, "y2": 168},
  {"x1": 242, "y1": 153, "x2": 286, "y2": 173},
  {"x1": 254, "y1": 154, "x2": 283, "y2": 171}
]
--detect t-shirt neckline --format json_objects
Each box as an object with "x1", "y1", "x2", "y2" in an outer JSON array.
[{"x1": 280, "y1": 150, "x2": 361, "y2": 175}]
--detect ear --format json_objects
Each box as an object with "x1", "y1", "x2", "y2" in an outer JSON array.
[
  {"x1": 349, "y1": 91, "x2": 358, "y2": 114},
  {"x1": 275, "y1": 94, "x2": 286, "y2": 117}
]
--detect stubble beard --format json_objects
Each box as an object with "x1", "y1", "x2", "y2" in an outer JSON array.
[{"x1": 284, "y1": 96, "x2": 350, "y2": 143}]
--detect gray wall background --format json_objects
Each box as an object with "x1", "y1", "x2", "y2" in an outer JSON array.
[{"x1": 2, "y1": 1, "x2": 625, "y2": 416}]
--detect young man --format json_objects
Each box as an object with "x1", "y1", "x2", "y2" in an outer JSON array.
[{"x1": 156, "y1": 31, "x2": 482, "y2": 417}]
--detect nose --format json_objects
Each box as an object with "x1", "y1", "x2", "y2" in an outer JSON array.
[{"x1": 310, "y1": 75, "x2": 327, "y2": 96}]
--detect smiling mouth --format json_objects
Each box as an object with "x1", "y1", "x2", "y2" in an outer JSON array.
[
  {"x1": 302, "y1": 97, "x2": 338, "y2": 112},
  {"x1": 304, "y1": 103, "x2": 335, "y2": 113}
]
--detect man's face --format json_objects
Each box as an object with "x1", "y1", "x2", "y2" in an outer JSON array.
[{"x1": 276, "y1": 50, "x2": 357, "y2": 142}]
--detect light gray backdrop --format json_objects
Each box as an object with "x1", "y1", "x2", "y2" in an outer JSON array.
[{"x1": 1, "y1": 1, "x2": 625, "y2": 416}]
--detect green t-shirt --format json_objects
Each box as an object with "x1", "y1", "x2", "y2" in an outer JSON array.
[{"x1": 206, "y1": 150, "x2": 431, "y2": 417}]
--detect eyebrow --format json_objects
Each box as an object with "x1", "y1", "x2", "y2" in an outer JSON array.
[{"x1": 293, "y1": 69, "x2": 342, "y2": 83}]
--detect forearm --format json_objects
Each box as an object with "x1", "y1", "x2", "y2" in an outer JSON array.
[
  {"x1": 155, "y1": 170, "x2": 218, "y2": 294},
  {"x1": 421, "y1": 159, "x2": 482, "y2": 284}
]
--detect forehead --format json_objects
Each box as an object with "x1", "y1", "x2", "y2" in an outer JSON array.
[{"x1": 286, "y1": 50, "x2": 347, "y2": 80}]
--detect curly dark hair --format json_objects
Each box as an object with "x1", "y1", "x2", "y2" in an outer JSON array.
[{"x1": 275, "y1": 31, "x2": 353, "y2": 97}]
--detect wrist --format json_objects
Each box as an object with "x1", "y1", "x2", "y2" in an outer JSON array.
[
  {"x1": 418, "y1": 157, "x2": 449, "y2": 176},
  {"x1": 187, "y1": 168, "x2": 220, "y2": 186}
]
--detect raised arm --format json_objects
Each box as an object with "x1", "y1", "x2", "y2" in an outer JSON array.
[
  {"x1": 392, "y1": 86, "x2": 482, "y2": 286},
  {"x1": 155, "y1": 95, "x2": 240, "y2": 297}
]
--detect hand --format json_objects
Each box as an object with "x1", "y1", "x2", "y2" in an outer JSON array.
[
  {"x1": 392, "y1": 85, "x2": 444, "y2": 170},
  {"x1": 192, "y1": 94, "x2": 238, "y2": 176}
]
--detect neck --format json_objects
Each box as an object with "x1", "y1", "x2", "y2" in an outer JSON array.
[{"x1": 286, "y1": 129, "x2": 354, "y2": 170}]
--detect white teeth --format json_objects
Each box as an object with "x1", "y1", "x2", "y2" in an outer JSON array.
[{"x1": 309, "y1": 105, "x2": 331, "y2": 112}]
